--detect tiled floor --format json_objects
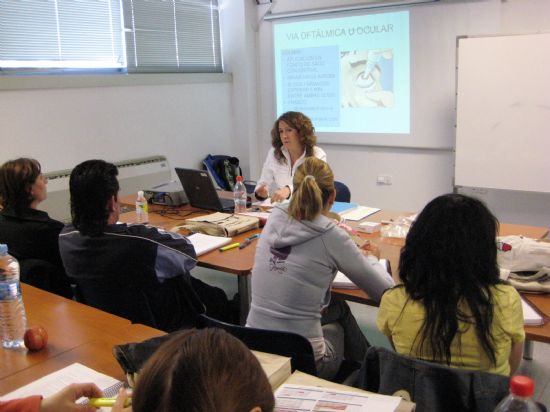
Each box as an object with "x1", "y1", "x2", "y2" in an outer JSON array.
[{"x1": 194, "y1": 267, "x2": 550, "y2": 407}]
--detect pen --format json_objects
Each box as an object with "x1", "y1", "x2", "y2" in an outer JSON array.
[
  {"x1": 88, "y1": 397, "x2": 132, "y2": 408},
  {"x1": 240, "y1": 234, "x2": 260, "y2": 249},
  {"x1": 220, "y1": 242, "x2": 240, "y2": 252},
  {"x1": 246, "y1": 233, "x2": 260, "y2": 241}
]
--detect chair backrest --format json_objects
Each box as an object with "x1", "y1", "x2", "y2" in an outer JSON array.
[
  {"x1": 356, "y1": 346, "x2": 509, "y2": 412},
  {"x1": 194, "y1": 314, "x2": 317, "y2": 375},
  {"x1": 19, "y1": 258, "x2": 73, "y2": 299},
  {"x1": 334, "y1": 181, "x2": 351, "y2": 202}
]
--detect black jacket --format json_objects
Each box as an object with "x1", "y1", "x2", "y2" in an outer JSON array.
[
  {"x1": 59, "y1": 223, "x2": 209, "y2": 331},
  {"x1": 0, "y1": 208, "x2": 72, "y2": 297}
]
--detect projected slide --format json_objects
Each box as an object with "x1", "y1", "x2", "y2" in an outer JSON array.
[{"x1": 274, "y1": 11, "x2": 410, "y2": 134}]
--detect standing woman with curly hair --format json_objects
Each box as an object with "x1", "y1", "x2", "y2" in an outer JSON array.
[
  {"x1": 254, "y1": 111, "x2": 326, "y2": 203},
  {"x1": 377, "y1": 194, "x2": 524, "y2": 376}
]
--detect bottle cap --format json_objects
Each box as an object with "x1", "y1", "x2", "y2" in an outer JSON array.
[
  {"x1": 509, "y1": 375, "x2": 535, "y2": 397},
  {"x1": 0, "y1": 244, "x2": 7, "y2": 256},
  {"x1": 236, "y1": 176, "x2": 243, "y2": 182},
  {"x1": 138, "y1": 190, "x2": 144, "y2": 196}
]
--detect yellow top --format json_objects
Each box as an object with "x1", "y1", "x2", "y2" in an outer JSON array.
[{"x1": 376, "y1": 284, "x2": 525, "y2": 376}]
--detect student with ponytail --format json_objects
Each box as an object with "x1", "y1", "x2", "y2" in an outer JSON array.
[{"x1": 247, "y1": 157, "x2": 394, "y2": 380}]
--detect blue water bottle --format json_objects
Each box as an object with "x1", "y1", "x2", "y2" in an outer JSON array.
[{"x1": 0, "y1": 244, "x2": 28, "y2": 349}]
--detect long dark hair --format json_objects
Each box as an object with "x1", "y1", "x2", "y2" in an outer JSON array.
[{"x1": 398, "y1": 193, "x2": 501, "y2": 366}]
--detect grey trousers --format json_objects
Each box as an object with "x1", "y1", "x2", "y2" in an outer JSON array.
[{"x1": 316, "y1": 299, "x2": 370, "y2": 380}]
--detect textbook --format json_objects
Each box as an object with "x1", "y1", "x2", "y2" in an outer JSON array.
[
  {"x1": 253, "y1": 351, "x2": 292, "y2": 390},
  {"x1": 1, "y1": 363, "x2": 123, "y2": 411}
]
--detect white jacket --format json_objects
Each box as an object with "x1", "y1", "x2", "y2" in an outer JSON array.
[{"x1": 255, "y1": 146, "x2": 327, "y2": 197}]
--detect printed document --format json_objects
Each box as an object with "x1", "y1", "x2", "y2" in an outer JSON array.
[{"x1": 274, "y1": 384, "x2": 401, "y2": 412}]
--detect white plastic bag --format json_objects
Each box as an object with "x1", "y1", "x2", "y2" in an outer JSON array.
[
  {"x1": 496, "y1": 235, "x2": 550, "y2": 272},
  {"x1": 497, "y1": 235, "x2": 550, "y2": 293}
]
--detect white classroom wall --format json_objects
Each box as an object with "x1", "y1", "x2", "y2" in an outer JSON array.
[
  {"x1": 0, "y1": 79, "x2": 237, "y2": 177},
  {"x1": 1, "y1": 0, "x2": 549, "y2": 229},
  {"x1": 250, "y1": 0, "x2": 550, "y2": 228}
]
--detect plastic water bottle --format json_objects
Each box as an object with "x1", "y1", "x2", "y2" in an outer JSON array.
[
  {"x1": 135, "y1": 190, "x2": 149, "y2": 224},
  {"x1": 493, "y1": 376, "x2": 542, "y2": 411},
  {"x1": 233, "y1": 175, "x2": 247, "y2": 213},
  {"x1": 0, "y1": 244, "x2": 28, "y2": 349}
]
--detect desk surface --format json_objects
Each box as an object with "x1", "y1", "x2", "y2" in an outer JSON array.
[
  {"x1": 0, "y1": 286, "x2": 290, "y2": 396},
  {"x1": 119, "y1": 205, "x2": 550, "y2": 343},
  {"x1": 0, "y1": 284, "x2": 132, "y2": 383}
]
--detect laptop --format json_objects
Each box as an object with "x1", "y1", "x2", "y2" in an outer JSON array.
[{"x1": 175, "y1": 167, "x2": 236, "y2": 212}]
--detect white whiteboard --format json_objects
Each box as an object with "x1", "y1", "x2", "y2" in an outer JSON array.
[{"x1": 455, "y1": 33, "x2": 550, "y2": 193}]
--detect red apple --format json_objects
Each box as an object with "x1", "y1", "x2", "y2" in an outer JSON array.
[{"x1": 24, "y1": 326, "x2": 48, "y2": 351}]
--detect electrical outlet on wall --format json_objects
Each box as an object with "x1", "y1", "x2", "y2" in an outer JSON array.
[{"x1": 376, "y1": 174, "x2": 393, "y2": 185}]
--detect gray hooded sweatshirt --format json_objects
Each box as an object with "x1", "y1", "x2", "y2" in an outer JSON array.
[{"x1": 246, "y1": 204, "x2": 394, "y2": 358}]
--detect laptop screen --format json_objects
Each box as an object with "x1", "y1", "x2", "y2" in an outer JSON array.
[{"x1": 175, "y1": 168, "x2": 234, "y2": 212}]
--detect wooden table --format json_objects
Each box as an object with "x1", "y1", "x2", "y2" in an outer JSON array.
[
  {"x1": 0, "y1": 286, "x2": 291, "y2": 397},
  {"x1": 119, "y1": 204, "x2": 550, "y2": 348},
  {"x1": 0, "y1": 284, "x2": 132, "y2": 384}
]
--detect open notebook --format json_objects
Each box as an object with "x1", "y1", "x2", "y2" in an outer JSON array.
[
  {"x1": 0, "y1": 363, "x2": 123, "y2": 411},
  {"x1": 187, "y1": 233, "x2": 232, "y2": 256},
  {"x1": 332, "y1": 259, "x2": 391, "y2": 289}
]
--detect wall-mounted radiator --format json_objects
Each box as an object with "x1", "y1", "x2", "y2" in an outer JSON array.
[{"x1": 41, "y1": 155, "x2": 172, "y2": 222}]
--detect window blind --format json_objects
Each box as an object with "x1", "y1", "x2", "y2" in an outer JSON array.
[
  {"x1": 123, "y1": 0, "x2": 222, "y2": 73},
  {"x1": 0, "y1": 0, "x2": 125, "y2": 72}
]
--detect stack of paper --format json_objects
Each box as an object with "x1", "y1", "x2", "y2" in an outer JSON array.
[
  {"x1": 521, "y1": 296, "x2": 544, "y2": 326},
  {"x1": 188, "y1": 233, "x2": 232, "y2": 256}
]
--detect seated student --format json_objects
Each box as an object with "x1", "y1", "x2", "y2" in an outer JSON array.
[
  {"x1": 0, "y1": 158, "x2": 72, "y2": 298},
  {"x1": 128, "y1": 328, "x2": 275, "y2": 412},
  {"x1": 377, "y1": 193, "x2": 525, "y2": 376},
  {"x1": 0, "y1": 382, "x2": 103, "y2": 412},
  {"x1": 58, "y1": 160, "x2": 232, "y2": 330},
  {"x1": 247, "y1": 157, "x2": 394, "y2": 380},
  {"x1": 255, "y1": 111, "x2": 327, "y2": 203}
]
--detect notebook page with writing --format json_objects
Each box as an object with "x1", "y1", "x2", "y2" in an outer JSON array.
[{"x1": 1, "y1": 363, "x2": 123, "y2": 411}]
